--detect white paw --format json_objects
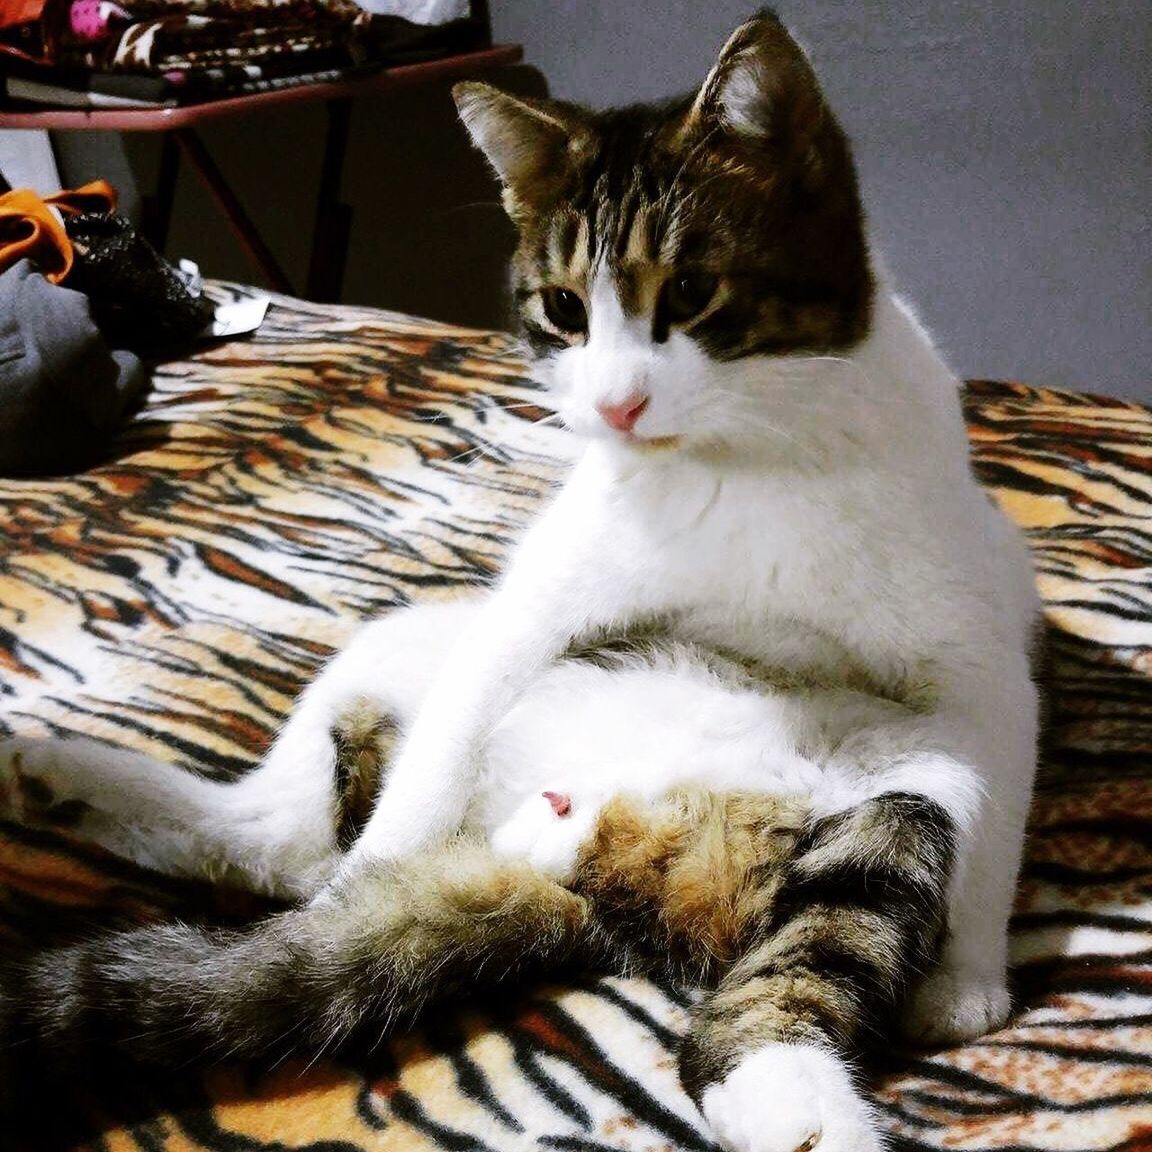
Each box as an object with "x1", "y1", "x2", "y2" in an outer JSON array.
[
  {"x1": 490, "y1": 790, "x2": 605, "y2": 880},
  {"x1": 901, "y1": 965, "x2": 1011, "y2": 1045},
  {"x1": 0, "y1": 738, "x2": 94, "y2": 828},
  {"x1": 227, "y1": 815, "x2": 339, "y2": 900},
  {"x1": 701, "y1": 1044, "x2": 882, "y2": 1152}
]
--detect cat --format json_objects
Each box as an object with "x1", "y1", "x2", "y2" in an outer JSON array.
[{"x1": 0, "y1": 10, "x2": 1040, "y2": 1151}]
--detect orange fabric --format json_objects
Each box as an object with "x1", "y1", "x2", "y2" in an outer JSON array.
[
  {"x1": 0, "y1": 180, "x2": 117, "y2": 284},
  {"x1": 45, "y1": 178, "x2": 118, "y2": 217},
  {"x1": 0, "y1": 0, "x2": 47, "y2": 27},
  {"x1": 0, "y1": 0, "x2": 49, "y2": 64},
  {"x1": 0, "y1": 188, "x2": 73, "y2": 283}
]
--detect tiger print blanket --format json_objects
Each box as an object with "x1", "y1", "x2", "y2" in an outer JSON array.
[{"x1": 1, "y1": 287, "x2": 1149, "y2": 1151}]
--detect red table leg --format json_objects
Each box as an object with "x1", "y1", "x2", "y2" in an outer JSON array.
[{"x1": 172, "y1": 125, "x2": 295, "y2": 295}]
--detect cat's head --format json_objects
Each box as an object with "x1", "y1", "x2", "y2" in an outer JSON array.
[{"x1": 454, "y1": 11, "x2": 872, "y2": 455}]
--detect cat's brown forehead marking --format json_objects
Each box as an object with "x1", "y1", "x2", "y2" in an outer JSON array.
[
  {"x1": 538, "y1": 136, "x2": 691, "y2": 316},
  {"x1": 613, "y1": 260, "x2": 666, "y2": 319},
  {"x1": 509, "y1": 49, "x2": 874, "y2": 358},
  {"x1": 608, "y1": 197, "x2": 672, "y2": 318},
  {"x1": 541, "y1": 208, "x2": 589, "y2": 287}
]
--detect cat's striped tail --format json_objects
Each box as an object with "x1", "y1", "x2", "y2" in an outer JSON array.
[{"x1": 0, "y1": 841, "x2": 592, "y2": 1071}]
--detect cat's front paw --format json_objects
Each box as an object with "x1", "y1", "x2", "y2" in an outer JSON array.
[
  {"x1": 901, "y1": 965, "x2": 1011, "y2": 1045},
  {"x1": 701, "y1": 1044, "x2": 882, "y2": 1152}
]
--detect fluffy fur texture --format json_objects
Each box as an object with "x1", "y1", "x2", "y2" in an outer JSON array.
[
  {"x1": 3, "y1": 778, "x2": 954, "y2": 1152},
  {"x1": 0, "y1": 11, "x2": 1039, "y2": 1152}
]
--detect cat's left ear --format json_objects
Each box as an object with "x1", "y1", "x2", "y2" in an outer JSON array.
[{"x1": 687, "y1": 11, "x2": 828, "y2": 156}]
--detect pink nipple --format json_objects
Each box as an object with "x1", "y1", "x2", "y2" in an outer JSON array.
[{"x1": 543, "y1": 791, "x2": 572, "y2": 817}]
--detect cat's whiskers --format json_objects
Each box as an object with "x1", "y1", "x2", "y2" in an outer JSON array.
[
  {"x1": 506, "y1": 337, "x2": 535, "y2": 360},
  {"x1": 710, "y1": 365, "x2": 903, "y2": 409},
  {"x1": 793, "y1": 354, "x2": 856, "y2": 367},
  {"x1": 706, "y1": 382, "x2": 846, "y2": 409},
  {"x1": 446, "y1": 441, "x2": 502, "y2": 468},
  {"x1": 531, "y1": 412, "x2": 566, "y2": 429},
  {"x1": 654, "y1": 124, "x2": 722, "y2": 245},
  {"x1": 490, "y1": 401, "x2": 566, "y2": 430},
  {"x1": 705, "y1": 397, "x2": 848, "y2": 449},
  {"x1": 696, "y1": 394, "x2": 830, "y2": 467},
  {"x1": 444, "y1": 199, "x2": 503, "y2": 215},
  {"x1": 658, "y1": 174, "x2": 733, "y2": 252},
  {"x1": 774, "y1": 356, "x2": 907, "y2": 405},
  {"x1": 671, "y1": 163, "x2": 738, "y2": 216},
  {"x1": 491, "y1": 400, "x2": 553, "y2": 412},
  {"x1": 706, "y1": 378, "x2": 877, "y2": 435}
]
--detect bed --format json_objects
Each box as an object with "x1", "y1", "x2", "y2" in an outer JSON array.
[{"x1": 1, "y1": 287, "x2": 1148, "y2": 1151}]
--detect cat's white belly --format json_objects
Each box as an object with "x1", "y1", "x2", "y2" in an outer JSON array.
[
  {"x1": 467, "y1": 653, "x2": 906, "y2": 875},
  {"x1": 486, "y1": 661, "x2": 819, "y2": 802}
]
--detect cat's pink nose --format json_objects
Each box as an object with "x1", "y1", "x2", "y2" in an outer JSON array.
[{"x1": 596, "y1": 393, "x2": 649, "y2": 433}]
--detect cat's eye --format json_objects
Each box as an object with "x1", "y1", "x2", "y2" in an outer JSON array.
[
  {"x1": 540, "y1": 287, "x2": 588, "y2": 334},
  {"x1": 664, "y1": 271, "x2": 719, "y2": 323}
]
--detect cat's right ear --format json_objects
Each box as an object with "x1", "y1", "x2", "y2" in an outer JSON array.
[
  {"x1": 685, "y1": 10, "x2": 828, "y2": 157},
  {"x1": 453, "y1": 83, "x2": 585, "y2": 200}
]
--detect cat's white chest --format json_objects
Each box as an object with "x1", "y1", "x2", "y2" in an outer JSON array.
[{"x1": 606, "y1": 455, "x2": 855, "y2": 634}]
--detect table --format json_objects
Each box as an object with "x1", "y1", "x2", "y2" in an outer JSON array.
[{"x1": 0, "y1": 45, "x2": 523, "y2": 301}]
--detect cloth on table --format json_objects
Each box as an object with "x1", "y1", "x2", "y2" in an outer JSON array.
[
  {"x1": 0, "y1": 178, "x2": 115, "y2": 283},
  {"x1": 0, "y1": 175, "x2": 218, "y2": 472},
  {"x1": 69, "y1": 1, "x2": 369, "y2": 75},
  {"x1": 0, "y1": 256, "x2": 146, "y2": 475},
  {"x1": 0, "y1": 0, "x2": 487, "y2": 104},
  {"x1": 0, "y1": 187, "x2": 72, "y2": 280}
]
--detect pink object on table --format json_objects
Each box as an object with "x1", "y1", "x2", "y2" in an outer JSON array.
[{"x1": 69, "y1": 0, "x2": 129, "y2": 44}]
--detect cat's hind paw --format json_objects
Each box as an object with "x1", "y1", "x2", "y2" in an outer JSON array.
[
  {"x1": 700, "y1": 1044, "x2": 883, "y2": 1152},
  {"x1": 901, "y1": 965, "x2": 1011, "y2": 1046},
  {"x1": 490, "y1": 790, "x2": 605, "y2": 881},
  {"x1": 0, "y1": 739, "x2": 97, "y2": 830}
]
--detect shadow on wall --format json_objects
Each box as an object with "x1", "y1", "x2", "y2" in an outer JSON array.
[{"x1": 122, "y1": 64, "x2": 545, "y2": 331}]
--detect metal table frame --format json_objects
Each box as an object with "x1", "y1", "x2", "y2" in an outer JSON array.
[{"x1": 0, "y1": 44, "x2": 523, "y2": 301}]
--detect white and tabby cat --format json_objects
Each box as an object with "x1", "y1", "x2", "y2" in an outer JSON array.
[{"x1": 0, "y1": 12, "x2": 1039, "y2": 1151}]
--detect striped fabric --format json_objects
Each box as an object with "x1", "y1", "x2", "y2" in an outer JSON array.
[{"x1": 0, "y1": 288, "x2": 1148, "y2": 1150}]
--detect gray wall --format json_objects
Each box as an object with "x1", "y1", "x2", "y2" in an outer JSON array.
[
  {"x1": 489, "y1": 1, "x2": 1150, "y2": 402},
  {"x1": 93, "y1": 3, "x2": 1147, "y2": 401}
]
